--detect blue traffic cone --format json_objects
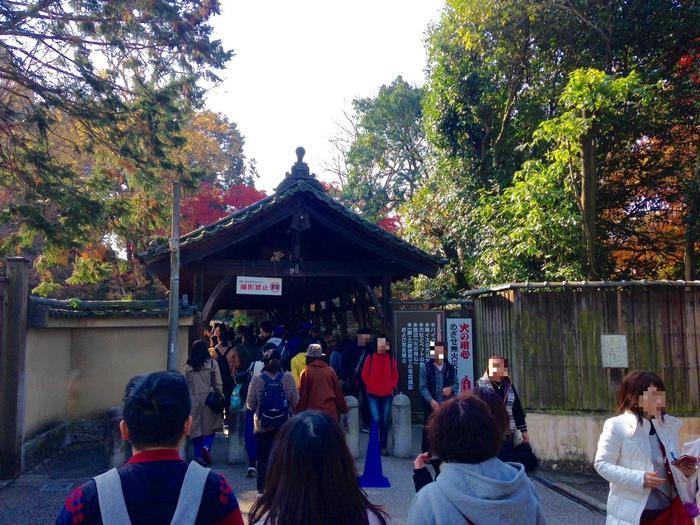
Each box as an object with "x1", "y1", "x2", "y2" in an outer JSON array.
[{"x1": 358, "y1": 421, "x2": 390, "y2": 488}]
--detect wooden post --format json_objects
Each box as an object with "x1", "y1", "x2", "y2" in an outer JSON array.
[
  {"x1": 382, "y1": 275, "x2": 393, "y2": 335},
  {"x1": 339, "y1": 294, "x2": 348, "y2": 340},
  {"x1": 0, "y1": 257, "x2": 29, "y2": 478},
  {"x1": 190, "y1": 273, "x2": 205, "y2": 345},
  {"x1": 167, "y1": 180, "x2": 181, "y2": 371}
]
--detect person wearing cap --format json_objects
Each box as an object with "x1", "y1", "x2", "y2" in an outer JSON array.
[
  {"x1": 296, "y1": 343, "x2": 349, "y2": 422},
  {"x1": 246, "y1": 346, "x2": 298, "y2": 495}
]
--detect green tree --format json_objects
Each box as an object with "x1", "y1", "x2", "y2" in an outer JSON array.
[
  {"x1": 328, "y1": 76, "x2": 430, "y2": 223},
  {"x1": 0, "y1": 0, "x2": 231, "y2": 259},
  {"x1": 413, "y1": 0, "x2": 699, "y2": 289}
]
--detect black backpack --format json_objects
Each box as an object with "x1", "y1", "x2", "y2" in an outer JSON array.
[
  {"x1": 215, "y1": 346, "x2": 233, "y2": 385},
  {"x1": 260, "y1": 372, "x2": 289, "y2": 430}
]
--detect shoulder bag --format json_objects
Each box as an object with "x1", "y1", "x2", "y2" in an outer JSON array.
[{"x1": 205, "y1": 361, "x2": 226, "y2": 415}]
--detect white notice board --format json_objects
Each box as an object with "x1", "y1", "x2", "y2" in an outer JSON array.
[
  {"x1": 601, "y1": 335, "x2": 628, "y2": 368},
  {"x1": 236, "y1": 276, "x2": 282, "y2": 296}
]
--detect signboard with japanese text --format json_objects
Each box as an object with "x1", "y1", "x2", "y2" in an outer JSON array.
[
  {"x1": 394, "y1": 310, "x2": 445, "y2": 410},
  {"x1": 236, "y1": 276, "x2": 282, "y2": 296},
  {"x1": 446, "y1": 318, "x2": 475, "y2": 393}
]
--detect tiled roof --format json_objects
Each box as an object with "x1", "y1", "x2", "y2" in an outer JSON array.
[
  {"x1": 140, "y1": 179, "x2": 442, "y2": 267},
  {"x1": 28, "y1": 296, "x2": 195, "y2": 322}
]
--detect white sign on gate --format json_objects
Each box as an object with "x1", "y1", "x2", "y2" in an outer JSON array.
[
  {"x1": 446, "y1": 318, "x2": 474, "y2": 392},
  {"x1": 236, "y1": 276, "x2": 282, "y2": 296}
]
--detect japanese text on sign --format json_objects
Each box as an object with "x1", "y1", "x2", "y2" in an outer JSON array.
[
  {"x1": 446, "y1": 318, "x2": 474, "y2": 393},
  {"x1": 236, "y1": 276, "x2": 282, "y2": 296}
]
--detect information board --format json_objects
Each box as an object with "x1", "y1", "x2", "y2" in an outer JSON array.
[
  {"x1": 446, "y1": 318, "x2": 475, "y2": 392},
  {"x1": 236, "y1": 276, "x2": 282, "y2": 296},
  {"x1": 394, "y1": 310, "x2": 444, "y2": 410},
  {"x1": 601, "y1": 334, "x2": 628, "y2": 368}
]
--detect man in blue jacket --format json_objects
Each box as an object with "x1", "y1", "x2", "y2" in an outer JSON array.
[{"x1": 419, "y1": 341, "x2": 459, "y2": 473}]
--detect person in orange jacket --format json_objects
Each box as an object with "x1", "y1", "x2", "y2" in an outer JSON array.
[{"x1": 361, "y1": 336, "x2": 399, "y2": 452}]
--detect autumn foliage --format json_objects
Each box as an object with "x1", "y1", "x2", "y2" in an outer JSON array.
[{"x1": 181, "y1": 183, "x2": 266, "y2": 233}]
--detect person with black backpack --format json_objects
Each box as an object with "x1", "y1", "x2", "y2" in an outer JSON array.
[
  {"x1": 246, "y1": 346, "x2": 299, "y2": 495},
  {"x1": 213, "y1": 324, "x2": 238, "y2": 423}
]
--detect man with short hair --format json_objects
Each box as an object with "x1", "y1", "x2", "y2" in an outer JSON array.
[
  {"x1": 55, "y1": 372, "x2": 244, "y2": 525},
  {"x1": 419, "y1": 341, "x2": 458, "y2": 472},
  {"x1": 256, "y1": 320, "x2": 274, "y2": 349}
]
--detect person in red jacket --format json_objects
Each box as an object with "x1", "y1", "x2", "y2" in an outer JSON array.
[{"x1": 361, "y1": 337, "x2": 399, "y2": 452}]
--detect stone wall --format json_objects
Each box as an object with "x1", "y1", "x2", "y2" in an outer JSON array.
[
  {"x1": 21, "y1": 317, "x2": 192, "y2": 471},
  {"x1": 528, "y1": 412, "x2": 700, "y2": 472}
]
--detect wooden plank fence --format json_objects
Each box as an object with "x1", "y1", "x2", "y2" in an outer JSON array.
[{"x1": 474, "y1": 286, "x2": 700, "y2": 415}]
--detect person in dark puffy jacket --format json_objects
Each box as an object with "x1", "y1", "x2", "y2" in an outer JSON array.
[{"x1": 419, "y1": 341, "x2": 458, "y2": 474}]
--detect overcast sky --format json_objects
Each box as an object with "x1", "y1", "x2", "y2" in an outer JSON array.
[{"x1": 206, "y1": 1, "x2": 445, "y2": 193}]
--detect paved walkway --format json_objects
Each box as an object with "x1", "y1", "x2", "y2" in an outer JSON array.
[{"x1": 0, "y1": 442, "x2": 604, "y2": 524}]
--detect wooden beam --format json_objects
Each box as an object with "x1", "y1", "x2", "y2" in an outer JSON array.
[
  {"x1": 185, "y1": 259, "x2": 393, "y2": 278},
  {"x1": 382, "y1": 275, "x2": 393, "y2": 335},
  {"x1": 356, "y1": 277, "x2": 383, "y2": 319},
  {"x1": 339, "y1": 294, "x2": 348, "y2": 339},
  {"x1": 146, "y1": 200, "x2": 305, "y2": 274},
  {"x1": 201, "y1": 276, "x2": 235, "y2": 325},
  {"x1": 307, "y1": 207, "x2": 439, "y2": 277}
]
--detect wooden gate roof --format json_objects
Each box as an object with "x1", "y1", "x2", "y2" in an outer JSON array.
[{"x1": 140, "y1": 148, "x2": 442, "y2": 312}]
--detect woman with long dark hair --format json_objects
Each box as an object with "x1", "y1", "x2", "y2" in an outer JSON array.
[
  {"x1": 594, "y1": 370, "x2": 698, "y2": 525},
  {"x1": 185, "y1": 339, "x2": 223, "y2": 465},
  {"x1": 249, "y1": 410, "x2": 388, "y2": 525},
  {"x1": 213, "y1": 323, "x2": 238, "y2": 422}
]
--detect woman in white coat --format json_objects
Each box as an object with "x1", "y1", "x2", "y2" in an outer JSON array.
[
  {"x1": 594, "y1": 371, "x2": 698, "y2": 525},
  {"x1": 682, "y1": 438, "x2": 700, "y2": 525}
]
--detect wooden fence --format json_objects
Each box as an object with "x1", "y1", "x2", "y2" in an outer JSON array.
[{"x1": 473, "y1": 284, "x2": 700, "y2": 415}]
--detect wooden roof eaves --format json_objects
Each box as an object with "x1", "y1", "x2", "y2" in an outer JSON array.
[
  {"x1": 140, "y1": 180, "x2": 442, "y2": 277},
  {"x1": 306, "y1": 206, "x2": 438, "y2": 278}
]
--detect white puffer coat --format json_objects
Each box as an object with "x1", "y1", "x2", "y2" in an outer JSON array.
[
  {"x1": 682, "y1": 438, "x2": 700, "y2": 525},
  {"x1": 594, "y1": 411, "x2": 695, "y2": 525}
]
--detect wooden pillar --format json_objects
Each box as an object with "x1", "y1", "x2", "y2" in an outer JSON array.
[
  {"x1": 0, "y1": 257, "x2": 29, "y2": 478},
  {"x1": 339, "y1": 294, "x2": 348, "y2": 340},
  {"x1": 382, "y1": 275, "x2": 393, "y2": 336},
  {"x1": 190, "y1": 273, "x2": 205, "y2": 344}
]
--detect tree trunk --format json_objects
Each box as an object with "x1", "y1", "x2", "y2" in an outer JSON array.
[
  {"x1": 580, "y1": 130, "x2": 599, "y2": 280},
  {"x1": 441, "y1": 241, "x2": 470, "y2": 291},
  {"x1": 684, "y1": 147, "x2": 700, "y2": 281}
]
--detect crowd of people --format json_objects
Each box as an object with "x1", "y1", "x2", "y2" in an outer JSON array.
[{"x1": 54, "y1": 317, "x2": 700, "y2": 525}]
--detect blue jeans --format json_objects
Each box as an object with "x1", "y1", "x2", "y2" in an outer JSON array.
[
  {"x1": 192, "y1": 434, "x2": 215, "y2": 461},
  {"x1": 367, "y1": 394, "x2": 392, "y2": 449}
]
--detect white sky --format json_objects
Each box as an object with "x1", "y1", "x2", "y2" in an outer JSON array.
[{"x1": 205, "y1": 1, "x2": 445, "y2": 193}]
